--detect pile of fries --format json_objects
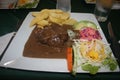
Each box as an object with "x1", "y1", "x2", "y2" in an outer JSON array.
[{"x1": 30, "y1": 9, "x2": 77, "y2": 28}]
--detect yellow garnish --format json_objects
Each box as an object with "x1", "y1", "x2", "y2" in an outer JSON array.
[
  {"x1": 87, "y1": 49, "x2": 99, "y2": 60},
  {"x1": 79, "y1": 40, "x2": 107, "y2": 62}
]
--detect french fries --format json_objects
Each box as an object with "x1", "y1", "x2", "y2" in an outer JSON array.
[{"x1": 30, "y1": 9, "x2": 77, "y2": 28}]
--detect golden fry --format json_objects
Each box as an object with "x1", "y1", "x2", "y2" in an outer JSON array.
[
  {"x1": 30, "y1": 9, "x2": 76, "y2": 28},
  {"x1": 62, "y1": 18, "x2": 77, "y2": 25},
  {"x1": 32, "y1": 12, "x2": 40, "y2": 17},
  {"x1": 37, "y1": 20, "x2": 49, "y2": 27},
  {"x1": 49, "y1": 12, "x2": 70, "y2": 20},
  {"x1": 49, "y1": 16, "x2": 64, "y2": 24},
  {"x1": 30, "y1": 13, "x2": 48, "y2": 26}
]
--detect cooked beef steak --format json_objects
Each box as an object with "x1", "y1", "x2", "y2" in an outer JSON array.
[
  {"x1": 34, "y1": 23, "x2": 71, "y2": 47},
  {"x1": 23, "y1": 23, "x2": 73, "y2": 58}
]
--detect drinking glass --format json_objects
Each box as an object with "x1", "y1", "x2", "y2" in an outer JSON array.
[
  {"x1": 56, "y1": 0, "x2": 71, "y2": 12},
  {"x1": 94, "y1": 0, "x2": 115, "y2": 22}
]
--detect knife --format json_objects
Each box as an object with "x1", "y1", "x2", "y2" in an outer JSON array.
[{"x1": 108, "y1": 22, "x2": 120, "y2": 67}]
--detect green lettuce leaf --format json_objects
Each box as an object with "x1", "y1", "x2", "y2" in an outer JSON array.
[
  {"x1": 102, "y1": 57, "x2": 117, "y2": 71},
  {"x1": 81, "y1": 63, "x2": 100, "y2": 74}
]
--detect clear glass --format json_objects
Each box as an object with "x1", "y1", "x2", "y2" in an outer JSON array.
[
  {"x1": 56, "y1": 0, "x2": 71, "y2": 13},
  {"x1": 94, "y1": 0, "x2": 114, "y2": 22}
]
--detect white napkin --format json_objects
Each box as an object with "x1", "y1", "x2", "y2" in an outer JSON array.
[{"x1": 0, "y1": 32, "x2": 15, "y2": 56}]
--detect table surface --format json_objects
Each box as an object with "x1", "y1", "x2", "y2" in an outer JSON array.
[{"x1": 0, "y1": 0, "x2": 120, "y2": 79}]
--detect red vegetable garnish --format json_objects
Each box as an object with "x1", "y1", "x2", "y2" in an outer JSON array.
[{"x1": 80, "y1": 27, "x2": 102, "y2": 41}]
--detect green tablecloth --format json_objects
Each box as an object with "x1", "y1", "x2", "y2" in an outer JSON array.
[{"x1": 0, "y1": 0, "x2": 120, "y2": 79}]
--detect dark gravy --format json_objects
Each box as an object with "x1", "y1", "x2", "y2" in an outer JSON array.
[{"x1": 23, "y1": 25, "x2": 73, "y2": 58}]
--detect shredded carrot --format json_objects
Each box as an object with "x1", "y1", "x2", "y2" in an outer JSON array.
[{"x1": 67, "y1": 47, "x2": 73, "y2": 72}]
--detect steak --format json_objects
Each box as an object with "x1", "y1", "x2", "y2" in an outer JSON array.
[{"x1": 34, "y1": 23, "x2": 72, "y2": 47}]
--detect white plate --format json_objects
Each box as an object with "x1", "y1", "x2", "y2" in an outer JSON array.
[{"x1": 0, "y1": 12, "x2": 119, "y2": 73}]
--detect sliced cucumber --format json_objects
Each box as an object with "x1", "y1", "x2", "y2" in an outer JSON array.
[{"x1": 73, "y1": 20, "x2": 97, "y2": 30}]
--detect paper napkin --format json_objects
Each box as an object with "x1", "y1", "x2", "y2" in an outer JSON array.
[{"x1": 0, "y1": 32, "x2": 15, "y2": 56}]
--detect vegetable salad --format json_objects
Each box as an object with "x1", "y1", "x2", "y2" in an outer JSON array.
[{"x1": 68, "y1": 20, "x2": 118, "y2": 75}]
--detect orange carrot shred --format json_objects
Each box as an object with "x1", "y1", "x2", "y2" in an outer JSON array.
[{"x1": 67, "y1": 47, "x2": 73, "y2": 72}]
